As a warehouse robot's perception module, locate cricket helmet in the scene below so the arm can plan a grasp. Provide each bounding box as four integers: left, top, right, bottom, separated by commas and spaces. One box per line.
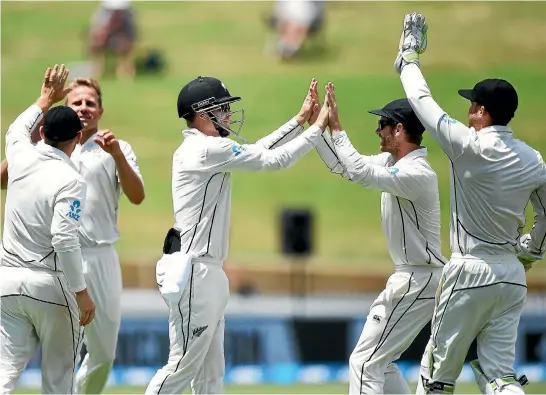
177, 76, 246, 141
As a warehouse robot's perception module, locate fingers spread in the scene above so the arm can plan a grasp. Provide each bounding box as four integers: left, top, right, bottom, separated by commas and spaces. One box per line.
58, 64, 66, 80
50, 64, 59, 82
44, 67, 51, 82
61, 67, 70, 85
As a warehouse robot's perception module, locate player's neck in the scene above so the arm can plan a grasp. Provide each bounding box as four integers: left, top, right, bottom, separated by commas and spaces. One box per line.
395, 144, 421, 162
80, 128, 99, 145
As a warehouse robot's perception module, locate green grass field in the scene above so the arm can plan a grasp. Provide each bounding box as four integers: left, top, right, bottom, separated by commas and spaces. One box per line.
2, 1, 546, 276
13, 382, 546, 394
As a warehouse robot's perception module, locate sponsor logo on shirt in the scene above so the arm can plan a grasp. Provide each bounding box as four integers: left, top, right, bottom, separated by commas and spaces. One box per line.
439, 114, 457, 124
67, 200, 82, 221
388, 167, 400, 175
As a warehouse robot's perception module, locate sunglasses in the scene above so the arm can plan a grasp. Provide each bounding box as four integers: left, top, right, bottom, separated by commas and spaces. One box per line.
378, 119, 395, 130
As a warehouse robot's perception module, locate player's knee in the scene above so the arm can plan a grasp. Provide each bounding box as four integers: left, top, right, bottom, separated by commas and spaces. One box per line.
89, 353, 115, 370
349, 353, 384, 384
348, 351, 365, 373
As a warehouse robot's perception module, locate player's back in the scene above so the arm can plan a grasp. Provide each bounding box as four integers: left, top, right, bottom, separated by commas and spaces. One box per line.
451, 127, 546, 256
2, 145, 83, 271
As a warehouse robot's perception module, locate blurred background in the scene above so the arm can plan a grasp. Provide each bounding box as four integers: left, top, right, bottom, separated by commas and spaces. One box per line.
2, 1, 546, 393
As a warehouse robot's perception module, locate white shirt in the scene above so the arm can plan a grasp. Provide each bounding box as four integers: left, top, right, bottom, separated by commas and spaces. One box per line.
70, 132, 143, 248
401, 64, 546, 259
171, 118, 323, 263
1, 105, 87, 292
316, 130, 446, 268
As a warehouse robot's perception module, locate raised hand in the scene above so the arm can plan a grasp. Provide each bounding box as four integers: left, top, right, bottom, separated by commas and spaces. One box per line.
94, 129, 123, 158
326, 82, 342, 133
308, 80, 321, 126
39, 64, 71, 107
296, 78, 318, 126
394, 12, 428, 74
314, 84, 330, 130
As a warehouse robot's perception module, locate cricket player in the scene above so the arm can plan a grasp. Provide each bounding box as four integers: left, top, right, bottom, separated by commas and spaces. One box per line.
145, 77, 330, 394
0, 64, 95, 394
1, 77, 145, 394
395, 12, 545, 395
66, 77, 145, 394
312, 83, 447, 394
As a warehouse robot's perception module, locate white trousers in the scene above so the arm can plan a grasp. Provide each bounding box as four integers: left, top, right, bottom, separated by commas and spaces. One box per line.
349, 266, 443, 395
418, 254, 527, 394
145, 258, 230, 395
75, 245, 122, 394
0, 266, 82, 394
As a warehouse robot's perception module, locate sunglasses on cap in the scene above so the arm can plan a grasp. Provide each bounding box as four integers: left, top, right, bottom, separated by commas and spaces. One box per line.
378, 118, 395, 130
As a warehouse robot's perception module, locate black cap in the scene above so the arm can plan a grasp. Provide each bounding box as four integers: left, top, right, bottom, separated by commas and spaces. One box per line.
43, 106, 83, 142
177, 76, 241, 119
458, 78, 518, 122
368, 98, 425, 134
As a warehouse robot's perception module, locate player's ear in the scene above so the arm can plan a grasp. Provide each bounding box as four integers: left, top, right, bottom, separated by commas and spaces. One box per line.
39, 126, 45, 140
75, 131, 82, 145
395, 123, 403, 136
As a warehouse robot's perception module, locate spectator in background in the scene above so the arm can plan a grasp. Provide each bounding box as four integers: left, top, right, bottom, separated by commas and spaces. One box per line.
88, 0, 137, 80
268, 0, 325, 60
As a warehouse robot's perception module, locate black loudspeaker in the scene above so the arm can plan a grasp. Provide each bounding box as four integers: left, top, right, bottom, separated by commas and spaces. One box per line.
280, 208, 313, 257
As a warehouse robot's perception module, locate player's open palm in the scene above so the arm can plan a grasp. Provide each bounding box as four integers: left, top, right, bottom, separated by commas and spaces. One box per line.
94, 130, 123, 157
326, 83, 342, 133
308, 80, 321, 126
314, 86, 330, 130
40, 64, 71, 105
75, 288, 96, 326
297, 78, 318, 124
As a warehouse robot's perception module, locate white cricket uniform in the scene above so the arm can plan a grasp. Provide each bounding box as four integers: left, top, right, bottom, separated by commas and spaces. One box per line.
401, 63, 546, 394
316, 130, 447, 394
145, 118, 323, 395
0, 105, 87, 394
69, 132, 143, 394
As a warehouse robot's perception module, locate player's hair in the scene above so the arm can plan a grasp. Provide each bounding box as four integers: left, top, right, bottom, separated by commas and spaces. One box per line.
491, 117, 511, 127
407, 131, 423, 145
401, 124, 423, 145
184, 112, 197, 126
65, 78, 103, 107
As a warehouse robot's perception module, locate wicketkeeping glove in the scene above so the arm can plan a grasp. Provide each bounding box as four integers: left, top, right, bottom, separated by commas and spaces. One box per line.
516, 233, 543, 272
394, 12, 428, 74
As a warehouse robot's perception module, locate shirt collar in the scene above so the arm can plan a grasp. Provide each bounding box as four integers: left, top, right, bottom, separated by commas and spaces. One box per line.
36, 142, 78, 172
182, 128, 206, 138
398, 147, 428, 163
477, 125, 513, 135
80, 131, 100, 149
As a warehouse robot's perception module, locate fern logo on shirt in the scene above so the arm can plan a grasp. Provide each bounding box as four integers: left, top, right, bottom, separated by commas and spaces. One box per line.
232, 144, 245, 157
388, 167, 400, 175
67, 200, 82, 221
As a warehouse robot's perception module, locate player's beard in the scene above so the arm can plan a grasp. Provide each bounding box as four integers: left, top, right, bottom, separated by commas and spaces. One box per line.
380, 134, 395, 154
